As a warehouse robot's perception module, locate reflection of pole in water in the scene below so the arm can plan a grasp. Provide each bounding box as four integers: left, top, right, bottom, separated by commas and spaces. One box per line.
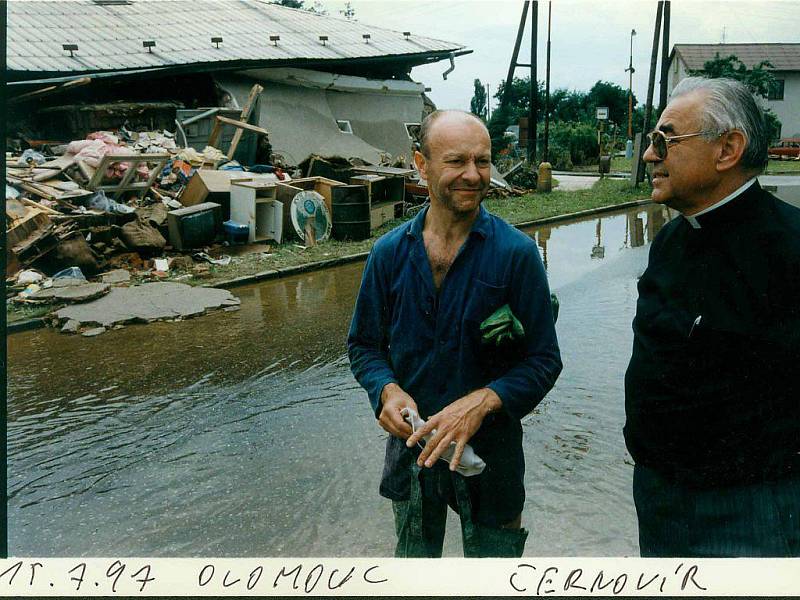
537, 227, 551, 271
628, 212, 645, 247
646, 205, 667, 242
591, 218, 605, 259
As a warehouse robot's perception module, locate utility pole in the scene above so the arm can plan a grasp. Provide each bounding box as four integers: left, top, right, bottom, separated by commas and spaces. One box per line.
529, 1, 539, 164
636, 0, 664, 184
486, 83, 492, 119
658, 1, 671, 114
543, 1, 552, 162
501, 1, 538, 165
502, 1, 530, 108
626, 28, 636, 140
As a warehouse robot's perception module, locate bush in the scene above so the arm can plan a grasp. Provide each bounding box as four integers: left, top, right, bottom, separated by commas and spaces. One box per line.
547, 144, 573, 170
546, 121, 598, 166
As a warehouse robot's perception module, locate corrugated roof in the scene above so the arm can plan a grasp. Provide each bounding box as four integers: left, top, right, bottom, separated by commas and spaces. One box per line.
7, 0, 466, 77
673, 43, 800, 72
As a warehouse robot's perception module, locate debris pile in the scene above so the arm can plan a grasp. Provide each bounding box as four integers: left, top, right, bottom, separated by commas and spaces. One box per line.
6, 84, 512, 334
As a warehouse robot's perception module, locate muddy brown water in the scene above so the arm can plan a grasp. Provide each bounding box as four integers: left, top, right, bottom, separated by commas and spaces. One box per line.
8, 203, 674, 556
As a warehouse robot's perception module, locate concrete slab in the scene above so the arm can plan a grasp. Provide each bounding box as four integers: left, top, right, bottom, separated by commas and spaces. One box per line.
55, 282, 240, 329
100, 269, 132, 284
29, 282, 110, 303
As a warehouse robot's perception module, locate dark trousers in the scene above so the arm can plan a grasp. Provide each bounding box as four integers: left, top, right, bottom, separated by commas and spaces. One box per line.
633, 464, 800, 557
391, 462, 528, 558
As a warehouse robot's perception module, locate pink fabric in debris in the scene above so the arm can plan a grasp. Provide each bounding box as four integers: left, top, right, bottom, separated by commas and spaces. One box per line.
67, 134, 150, 181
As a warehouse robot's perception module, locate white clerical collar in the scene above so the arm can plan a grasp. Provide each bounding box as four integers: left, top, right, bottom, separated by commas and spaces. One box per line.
683, 177, 758, 229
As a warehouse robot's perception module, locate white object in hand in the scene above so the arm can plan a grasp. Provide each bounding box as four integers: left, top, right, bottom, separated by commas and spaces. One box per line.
401, 407, 486, 477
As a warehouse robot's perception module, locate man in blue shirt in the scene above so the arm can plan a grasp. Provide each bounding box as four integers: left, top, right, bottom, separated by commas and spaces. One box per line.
347, 110, 562, 557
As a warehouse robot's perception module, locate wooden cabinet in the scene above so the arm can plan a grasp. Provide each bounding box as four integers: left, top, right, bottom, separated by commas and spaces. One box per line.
229, 181, 283, 244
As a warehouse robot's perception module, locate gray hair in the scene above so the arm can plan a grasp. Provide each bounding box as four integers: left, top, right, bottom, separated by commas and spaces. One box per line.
671, 76, 768, 171
417, 109, 487, 157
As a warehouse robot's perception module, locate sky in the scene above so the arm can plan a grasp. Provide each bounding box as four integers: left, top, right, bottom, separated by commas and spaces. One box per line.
321, 0, 800, 111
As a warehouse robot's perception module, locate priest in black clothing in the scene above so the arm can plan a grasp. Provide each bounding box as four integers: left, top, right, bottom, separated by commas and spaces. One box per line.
625, 76, 800, 557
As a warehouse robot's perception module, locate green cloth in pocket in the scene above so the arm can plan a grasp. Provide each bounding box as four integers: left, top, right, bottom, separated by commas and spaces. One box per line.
480, 304, 525, 346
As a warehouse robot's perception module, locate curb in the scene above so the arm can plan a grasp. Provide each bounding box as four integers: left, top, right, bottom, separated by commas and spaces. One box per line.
7, 317, 48, 333
552, 171, 629, 179
213, 198, 652, 289
209, 251, 371, 289
6, 199, 653, 333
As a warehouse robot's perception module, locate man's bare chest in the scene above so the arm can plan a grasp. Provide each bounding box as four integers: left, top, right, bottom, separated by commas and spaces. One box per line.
426, 241, 462, 290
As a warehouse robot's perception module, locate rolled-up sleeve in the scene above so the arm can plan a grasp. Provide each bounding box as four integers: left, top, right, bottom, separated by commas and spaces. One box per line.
487, 242, 562, 420
347, 244, 398, 417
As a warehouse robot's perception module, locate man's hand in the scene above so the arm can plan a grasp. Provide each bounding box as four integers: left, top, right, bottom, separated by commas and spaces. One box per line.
406, 388, 502, 471
378, 383, 418, 440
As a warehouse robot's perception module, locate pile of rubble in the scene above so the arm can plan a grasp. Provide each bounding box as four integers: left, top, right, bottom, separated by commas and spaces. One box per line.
6, 86, 516, 335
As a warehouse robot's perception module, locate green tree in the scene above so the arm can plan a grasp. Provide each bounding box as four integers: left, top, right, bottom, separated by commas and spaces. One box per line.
493, 76, 545, 121
549, 88, 591, 123
691, 53, 782, 141
470, 79, 488, 120
586, 81, 636, 127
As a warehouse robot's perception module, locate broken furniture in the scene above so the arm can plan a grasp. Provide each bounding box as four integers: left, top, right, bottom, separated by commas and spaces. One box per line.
350, 174, 405, 229
180, 169, 278, 219
86, 153, 170, 199
229, 180, 283, 244
167, 202, 222, 251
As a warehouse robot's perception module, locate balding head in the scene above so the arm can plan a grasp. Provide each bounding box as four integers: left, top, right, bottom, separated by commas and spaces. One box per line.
418, 110, 490, 158
414, 110, 492, 216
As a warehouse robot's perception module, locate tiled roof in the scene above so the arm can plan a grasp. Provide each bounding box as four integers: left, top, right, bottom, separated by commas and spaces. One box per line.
673, 43, 800, 72
7, 0, 465, 77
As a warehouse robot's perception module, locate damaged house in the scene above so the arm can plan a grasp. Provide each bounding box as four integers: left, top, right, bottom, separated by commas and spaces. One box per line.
7, 0, 470, 167
5, 0, 477, 332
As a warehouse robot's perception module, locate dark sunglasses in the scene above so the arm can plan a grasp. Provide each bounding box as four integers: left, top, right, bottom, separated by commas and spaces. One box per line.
646, 129, 721, 160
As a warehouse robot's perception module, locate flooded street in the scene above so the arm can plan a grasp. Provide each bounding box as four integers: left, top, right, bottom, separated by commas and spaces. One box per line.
8, 202, 673, 557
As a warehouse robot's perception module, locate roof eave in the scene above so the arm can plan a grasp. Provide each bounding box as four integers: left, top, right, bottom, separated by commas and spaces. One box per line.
7, 50, 472, 86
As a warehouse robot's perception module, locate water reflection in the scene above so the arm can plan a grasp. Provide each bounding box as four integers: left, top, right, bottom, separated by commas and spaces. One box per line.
8, 203, 675, 557
528, 203, 674, 290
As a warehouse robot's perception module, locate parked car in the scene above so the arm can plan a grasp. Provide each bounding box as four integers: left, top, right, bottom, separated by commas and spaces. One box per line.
768, 138, 800, 160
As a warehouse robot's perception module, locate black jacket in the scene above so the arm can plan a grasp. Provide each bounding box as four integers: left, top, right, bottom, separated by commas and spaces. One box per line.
624, 182, 800, 487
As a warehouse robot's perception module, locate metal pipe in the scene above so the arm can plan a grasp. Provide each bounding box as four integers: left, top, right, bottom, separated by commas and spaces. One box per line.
179, 107, 220, 126
441, 52, 456, 80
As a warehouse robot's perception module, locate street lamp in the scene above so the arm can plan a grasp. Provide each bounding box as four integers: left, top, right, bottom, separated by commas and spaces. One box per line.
626, 29, 636, 143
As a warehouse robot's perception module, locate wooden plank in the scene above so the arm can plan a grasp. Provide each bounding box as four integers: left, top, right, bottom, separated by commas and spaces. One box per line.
77, 159, 96, 183
215, 115, 270, 137
226, 83, 264, 160
207, 117, 224, 149
19, 197, 61, 215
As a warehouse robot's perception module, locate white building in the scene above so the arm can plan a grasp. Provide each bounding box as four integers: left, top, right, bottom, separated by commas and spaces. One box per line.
667, 43, 800, 138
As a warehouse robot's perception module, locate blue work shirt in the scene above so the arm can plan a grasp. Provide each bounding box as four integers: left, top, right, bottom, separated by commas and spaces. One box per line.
347, 204, 562, 519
